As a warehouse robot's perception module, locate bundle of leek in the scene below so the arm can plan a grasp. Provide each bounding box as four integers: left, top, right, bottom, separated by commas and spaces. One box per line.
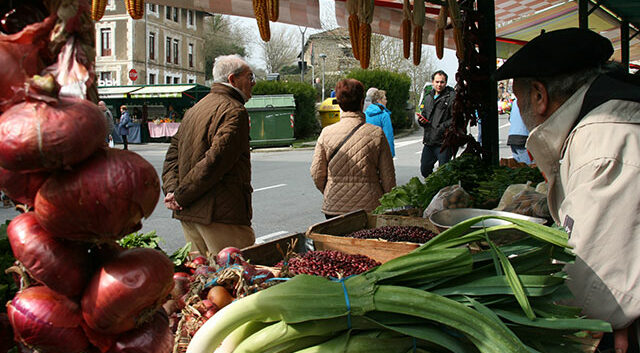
187, 216, 611, 353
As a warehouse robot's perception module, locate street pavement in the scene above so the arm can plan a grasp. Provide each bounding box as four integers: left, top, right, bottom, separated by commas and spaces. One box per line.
0, 114, 512, 255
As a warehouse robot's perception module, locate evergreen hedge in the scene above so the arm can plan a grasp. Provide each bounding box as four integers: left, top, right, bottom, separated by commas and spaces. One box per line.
252, 81, 320, 139
347, 69, 412, 129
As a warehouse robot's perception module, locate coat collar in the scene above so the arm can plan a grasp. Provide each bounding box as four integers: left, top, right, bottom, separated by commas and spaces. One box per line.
210, 83, 247, 103
340, 111, 366, 121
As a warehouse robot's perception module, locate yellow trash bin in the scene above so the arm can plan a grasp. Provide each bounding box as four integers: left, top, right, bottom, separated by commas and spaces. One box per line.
317, 98, 340, 128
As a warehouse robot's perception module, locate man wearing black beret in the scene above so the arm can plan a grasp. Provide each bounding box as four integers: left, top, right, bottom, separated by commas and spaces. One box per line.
495, 27, 640, 352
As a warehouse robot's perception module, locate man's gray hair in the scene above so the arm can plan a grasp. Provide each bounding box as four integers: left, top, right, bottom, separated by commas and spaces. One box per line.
212, 55, 250, 83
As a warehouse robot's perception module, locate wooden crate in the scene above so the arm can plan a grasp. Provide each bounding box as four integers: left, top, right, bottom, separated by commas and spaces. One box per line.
242, 233, 306, 266
305, 210, 439, 263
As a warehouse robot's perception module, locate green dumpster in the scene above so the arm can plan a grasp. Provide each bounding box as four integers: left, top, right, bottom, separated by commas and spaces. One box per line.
245, 94, 296, 148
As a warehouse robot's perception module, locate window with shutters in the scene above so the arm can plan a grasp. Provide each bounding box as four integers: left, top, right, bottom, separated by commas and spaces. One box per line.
100, 28, 112, 56
188, 43, 194, 68
173, 39, 179, 64
148, 32, 155, 61
166, 37, 172, 63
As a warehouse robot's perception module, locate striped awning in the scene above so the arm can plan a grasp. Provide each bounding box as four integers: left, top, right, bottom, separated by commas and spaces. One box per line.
98, 86, 141, 99
129, 85, 196, 99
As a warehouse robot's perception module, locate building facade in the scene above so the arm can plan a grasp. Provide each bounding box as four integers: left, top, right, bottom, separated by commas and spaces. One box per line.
95, 0, 207, 86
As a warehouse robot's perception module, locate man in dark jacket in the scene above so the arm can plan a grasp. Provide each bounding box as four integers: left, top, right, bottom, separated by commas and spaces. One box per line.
161, 54, 256, 256
418, 70, 456, 177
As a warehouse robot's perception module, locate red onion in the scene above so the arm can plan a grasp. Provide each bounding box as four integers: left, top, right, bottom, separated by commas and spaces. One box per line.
216, 247, 244, 267
108, 310, 173, 353
0, 166, 48, 207
7, 286, 89, 353
35, 148, 160, 241
81, 248, 174, 335
7, 212, 91, 298
0, 80, 107, 172
0, 14, 55, 112
171, 272, 191, 300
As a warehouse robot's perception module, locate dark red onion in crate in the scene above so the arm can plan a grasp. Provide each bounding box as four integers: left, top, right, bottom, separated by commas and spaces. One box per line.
108, 310, 173, 353
7, 212, 91, 298
0, 14, 55, 112
7, 286, 89, 353
35, 148, 160, 241
82, 248, 174, 335
0, 166, 48, 207
0, 80, 107, 172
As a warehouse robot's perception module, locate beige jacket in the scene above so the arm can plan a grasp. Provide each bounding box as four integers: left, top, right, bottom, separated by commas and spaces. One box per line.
526, 76, 640, 329
311, 111, 396, 215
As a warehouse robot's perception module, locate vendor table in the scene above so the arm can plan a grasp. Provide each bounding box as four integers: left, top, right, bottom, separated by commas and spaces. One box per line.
112, 123, 142, 144
148, 122, 180, 138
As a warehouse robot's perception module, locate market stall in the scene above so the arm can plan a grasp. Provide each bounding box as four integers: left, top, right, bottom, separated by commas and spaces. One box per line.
98, 84, 211, 143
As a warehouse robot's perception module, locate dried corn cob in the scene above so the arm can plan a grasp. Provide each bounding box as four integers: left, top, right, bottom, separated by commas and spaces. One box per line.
125, 0, 145, 20
267, 0, 279, 22
435, 4, 447, 60
349, 14, 360, 60
447, 0, 465, 60
412, 0, 426, 27
253, 0, 271, 42
401, 0, 411, 59
91, 0, 108, 21
359, 22, 371, 69
402, 19, 411, 59
413, 24, 422, 66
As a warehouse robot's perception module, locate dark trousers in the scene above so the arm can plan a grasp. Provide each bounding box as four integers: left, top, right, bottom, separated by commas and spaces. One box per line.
122, 135, 128, 150
420, 144, 454, 178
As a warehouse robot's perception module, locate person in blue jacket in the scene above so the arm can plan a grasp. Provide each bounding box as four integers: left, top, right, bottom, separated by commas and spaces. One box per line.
365, 89, 395, 157
506, 99, 532, 164
118, 105, 131, 150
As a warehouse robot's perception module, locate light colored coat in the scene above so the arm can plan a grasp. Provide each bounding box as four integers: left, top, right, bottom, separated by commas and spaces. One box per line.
527, 78, 640, 329
311, 111, 396, 215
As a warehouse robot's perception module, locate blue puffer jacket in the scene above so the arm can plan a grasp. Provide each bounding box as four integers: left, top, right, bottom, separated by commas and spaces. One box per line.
365, 103, 395, 157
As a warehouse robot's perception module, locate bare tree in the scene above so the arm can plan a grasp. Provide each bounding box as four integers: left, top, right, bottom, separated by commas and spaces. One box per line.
203, 15, 247, 80
256, 27, 299, 74
374, 36, 436, 110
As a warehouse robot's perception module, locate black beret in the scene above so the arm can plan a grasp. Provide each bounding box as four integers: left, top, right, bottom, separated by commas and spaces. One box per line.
494, 28, 613, 81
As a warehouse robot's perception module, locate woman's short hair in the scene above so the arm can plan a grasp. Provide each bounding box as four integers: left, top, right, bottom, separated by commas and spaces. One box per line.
371, 89, 386, 104
213, 55, 250, 83
335, 79, 365, 112
120, 105, 127, 111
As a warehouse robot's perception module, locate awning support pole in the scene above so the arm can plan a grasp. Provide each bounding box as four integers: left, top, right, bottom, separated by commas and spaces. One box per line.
578, 0, 588, 29
621, 21, 630, 70
478, 0, 499, 166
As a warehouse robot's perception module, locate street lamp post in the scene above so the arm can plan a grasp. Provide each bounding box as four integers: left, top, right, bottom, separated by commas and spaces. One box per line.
319, 53, 327, 101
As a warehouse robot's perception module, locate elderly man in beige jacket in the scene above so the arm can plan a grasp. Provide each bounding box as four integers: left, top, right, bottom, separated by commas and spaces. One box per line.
495, 28, 640, 353
311, 78, 396, 218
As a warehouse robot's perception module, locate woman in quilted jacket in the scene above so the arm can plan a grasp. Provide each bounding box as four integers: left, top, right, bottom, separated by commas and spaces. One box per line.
311, 79, 396, 219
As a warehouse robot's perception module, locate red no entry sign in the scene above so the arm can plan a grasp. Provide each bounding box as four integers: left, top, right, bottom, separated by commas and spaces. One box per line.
129, 69, 138, 82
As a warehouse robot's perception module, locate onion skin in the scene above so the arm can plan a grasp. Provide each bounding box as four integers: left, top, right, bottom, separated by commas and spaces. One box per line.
0, 166, 48, 206
7, 286, 89, 353
0, 14, 55, 112
215, 247, 244, 267
35, 148, 160, 241
82, 248, 174, 335
108, 310, 173, 353
7, 212, 91, 298
0, 96, 107, 171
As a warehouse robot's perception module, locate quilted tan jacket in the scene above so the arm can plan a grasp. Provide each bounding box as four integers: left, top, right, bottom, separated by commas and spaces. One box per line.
311, 111, 396, 215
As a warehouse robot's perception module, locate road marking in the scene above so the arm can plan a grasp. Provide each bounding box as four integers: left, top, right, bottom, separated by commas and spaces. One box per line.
500, 122, 511, 129
254, 183, 286, 192
256, 230, 290, 244
395, 138, 422, 148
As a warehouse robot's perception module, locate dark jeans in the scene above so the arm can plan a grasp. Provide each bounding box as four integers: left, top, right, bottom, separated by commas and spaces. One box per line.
122, 135, 128, 150
420, 144, 454, 178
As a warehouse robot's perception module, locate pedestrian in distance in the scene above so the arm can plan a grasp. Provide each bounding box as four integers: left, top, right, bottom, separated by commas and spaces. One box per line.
418, 70, 456, 178
362, 86, 378, 112
506, 98, 532, 164
162, 54, 257, 257
117, 105, 131, 150
494, 27, 640, 353
311, 78, 396, 219
365, 89, 395, 157
98, 100, 114, 146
